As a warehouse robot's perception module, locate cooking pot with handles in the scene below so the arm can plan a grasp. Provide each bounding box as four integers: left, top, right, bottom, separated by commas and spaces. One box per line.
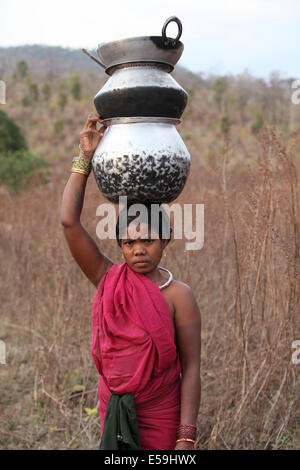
86, 17, 188, 119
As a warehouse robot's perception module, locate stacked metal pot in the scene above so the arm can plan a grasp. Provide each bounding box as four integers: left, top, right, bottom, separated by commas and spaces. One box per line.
88, 17, 190, 204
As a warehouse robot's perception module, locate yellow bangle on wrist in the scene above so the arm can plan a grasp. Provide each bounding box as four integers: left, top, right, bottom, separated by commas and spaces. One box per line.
176, 438, 195, 444
71, 156, 92, 176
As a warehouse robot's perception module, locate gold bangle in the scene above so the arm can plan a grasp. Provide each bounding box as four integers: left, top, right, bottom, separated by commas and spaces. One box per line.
72, 156, 92, 176
71, 168, 89, 176
176, 438, 195, 444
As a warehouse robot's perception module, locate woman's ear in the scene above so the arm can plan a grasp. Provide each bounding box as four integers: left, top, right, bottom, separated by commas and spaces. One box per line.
162, 239, 168, 250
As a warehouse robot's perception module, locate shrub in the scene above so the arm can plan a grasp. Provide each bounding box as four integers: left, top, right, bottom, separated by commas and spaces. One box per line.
251, 113, 264, 135
53, 120, 65, 138
14, 60, 29, 80
58, 92, 68, 111
221, 115, 231, 135
0, 110, 27, 153
42, 83, 51, 101
0, 149, 50, 194
70, 75, 82, 101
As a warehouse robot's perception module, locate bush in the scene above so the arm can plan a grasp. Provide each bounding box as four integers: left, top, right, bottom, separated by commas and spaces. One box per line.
58, 92, 68, 111
0, 149, 50, 194
221, 115, 231, 135
251, 113, 264, 135
0, 110, 27, 153
14, 61, 29, 80
42, 83, 51, 101
70, 75, 82, 101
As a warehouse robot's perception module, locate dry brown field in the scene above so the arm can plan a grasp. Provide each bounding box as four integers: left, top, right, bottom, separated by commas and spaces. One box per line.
0, 64, 299, 449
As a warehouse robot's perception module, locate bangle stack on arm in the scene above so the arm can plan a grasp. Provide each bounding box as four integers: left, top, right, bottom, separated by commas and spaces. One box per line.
71, 156, 92, 176
71, 144, 94, 177
175, 424, 197, 448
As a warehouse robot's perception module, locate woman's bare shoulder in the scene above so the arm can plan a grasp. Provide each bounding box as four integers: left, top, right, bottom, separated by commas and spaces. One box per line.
169, 279, 194, 297
168, 279, 200, 321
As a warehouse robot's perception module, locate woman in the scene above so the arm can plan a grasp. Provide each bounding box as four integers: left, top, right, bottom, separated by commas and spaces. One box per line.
60, 114, 201, 450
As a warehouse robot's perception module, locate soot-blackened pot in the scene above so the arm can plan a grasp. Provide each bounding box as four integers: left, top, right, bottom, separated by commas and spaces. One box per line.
92, 117, 190, 204
90, 17, 188, 120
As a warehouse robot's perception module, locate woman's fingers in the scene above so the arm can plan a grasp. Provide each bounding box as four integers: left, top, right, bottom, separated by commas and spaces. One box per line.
80, 128, 104, 138
83, 114, 103, 130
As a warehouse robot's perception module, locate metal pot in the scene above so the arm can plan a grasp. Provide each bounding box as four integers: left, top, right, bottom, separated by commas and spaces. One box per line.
94, 63, 188, 119
92, 117, 190, 203
85, 17, 188, 120
96, 17, 184, 74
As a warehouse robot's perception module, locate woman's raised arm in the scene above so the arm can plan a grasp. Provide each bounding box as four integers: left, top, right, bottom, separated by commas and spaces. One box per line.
60, 115, 114, 288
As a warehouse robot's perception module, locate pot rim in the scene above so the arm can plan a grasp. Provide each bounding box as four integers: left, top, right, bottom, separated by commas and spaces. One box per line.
101, 116, 181, 126
97, 35, 184, 75
98, 35, 183, 50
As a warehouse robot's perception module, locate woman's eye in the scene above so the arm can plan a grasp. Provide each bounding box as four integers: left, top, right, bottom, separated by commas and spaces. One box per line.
144, 239, 153, 243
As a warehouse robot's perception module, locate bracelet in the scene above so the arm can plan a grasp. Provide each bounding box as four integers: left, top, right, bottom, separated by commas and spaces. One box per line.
71, 156, 92, 176
176, 438, 195, 444
176, 424, 197, 441
79, 143, 93, 159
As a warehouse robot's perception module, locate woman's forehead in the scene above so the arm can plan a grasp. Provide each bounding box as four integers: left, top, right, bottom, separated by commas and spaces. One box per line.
123, 222, 159, 240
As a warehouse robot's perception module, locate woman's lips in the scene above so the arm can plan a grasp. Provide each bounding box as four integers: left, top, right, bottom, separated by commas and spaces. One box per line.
133, 261, 149, 266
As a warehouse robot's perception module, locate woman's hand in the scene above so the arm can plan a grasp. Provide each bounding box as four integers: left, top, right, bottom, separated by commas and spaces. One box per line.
79, 114, 105, 159
174, 441, 195, 451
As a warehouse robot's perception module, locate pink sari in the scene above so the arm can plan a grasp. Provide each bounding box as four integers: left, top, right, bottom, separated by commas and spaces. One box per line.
91, 262, 182, 450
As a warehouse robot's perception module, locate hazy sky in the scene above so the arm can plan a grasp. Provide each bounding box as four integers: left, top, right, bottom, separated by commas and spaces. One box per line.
1, 0, 299, 78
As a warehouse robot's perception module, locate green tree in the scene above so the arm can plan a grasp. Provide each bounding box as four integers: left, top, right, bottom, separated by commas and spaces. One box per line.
213, 76, 228, 111
28, 82, 39, 102
70, 74, 82, 100
15, 60, 29, 80
0, 110, 50, 194
58, 92, 68, 111
0, 149, 50, 194
220, 115, 231, 135
42, 83, 51, 101
21, 82, 39, 106
53, 120, 64, 138
251, 113, 264, 135
0, 110, 27, 154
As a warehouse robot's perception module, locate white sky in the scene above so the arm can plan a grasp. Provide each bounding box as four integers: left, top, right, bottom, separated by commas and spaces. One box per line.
0, 0, 300, 77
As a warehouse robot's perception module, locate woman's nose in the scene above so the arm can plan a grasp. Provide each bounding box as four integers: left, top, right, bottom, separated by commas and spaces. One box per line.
133, 242, 146, 255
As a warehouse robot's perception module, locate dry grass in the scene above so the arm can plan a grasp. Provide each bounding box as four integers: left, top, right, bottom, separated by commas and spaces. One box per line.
0, 113, 299, 449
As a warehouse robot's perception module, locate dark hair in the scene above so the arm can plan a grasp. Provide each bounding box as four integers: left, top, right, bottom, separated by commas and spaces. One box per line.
115, 201, 172, 247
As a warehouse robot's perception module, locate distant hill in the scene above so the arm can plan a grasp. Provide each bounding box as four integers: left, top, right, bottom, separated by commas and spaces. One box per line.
0, 44, 202, 89
0, 45, 103, 78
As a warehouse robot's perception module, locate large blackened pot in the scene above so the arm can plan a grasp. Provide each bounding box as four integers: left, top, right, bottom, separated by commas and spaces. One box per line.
92, 17, 188, 119
92, 117, 190, 204
94, 64, 188, 119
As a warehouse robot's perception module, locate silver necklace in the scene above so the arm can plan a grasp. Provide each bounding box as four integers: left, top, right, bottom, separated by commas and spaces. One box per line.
157, 266, 173, 290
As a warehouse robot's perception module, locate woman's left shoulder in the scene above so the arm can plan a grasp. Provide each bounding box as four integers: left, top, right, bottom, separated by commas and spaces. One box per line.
169, 279, 195, 299
169, 280, 200, 323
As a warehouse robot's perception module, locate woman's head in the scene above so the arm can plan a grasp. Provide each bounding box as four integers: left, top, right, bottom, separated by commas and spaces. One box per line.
116, 202, 172, 272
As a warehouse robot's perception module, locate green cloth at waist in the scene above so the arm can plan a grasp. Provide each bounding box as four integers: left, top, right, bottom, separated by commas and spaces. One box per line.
99, 392, 141, 450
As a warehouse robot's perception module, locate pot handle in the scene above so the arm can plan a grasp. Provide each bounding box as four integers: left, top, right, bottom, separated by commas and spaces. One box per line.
162, 16, 183, 47
82, 48, 106, 69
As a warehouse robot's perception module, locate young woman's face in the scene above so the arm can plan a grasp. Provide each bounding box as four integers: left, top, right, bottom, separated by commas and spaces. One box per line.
121, 222, 167, 273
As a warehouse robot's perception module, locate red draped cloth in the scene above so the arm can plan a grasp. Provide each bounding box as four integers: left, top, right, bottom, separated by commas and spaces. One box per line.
91, 262, 182, 450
